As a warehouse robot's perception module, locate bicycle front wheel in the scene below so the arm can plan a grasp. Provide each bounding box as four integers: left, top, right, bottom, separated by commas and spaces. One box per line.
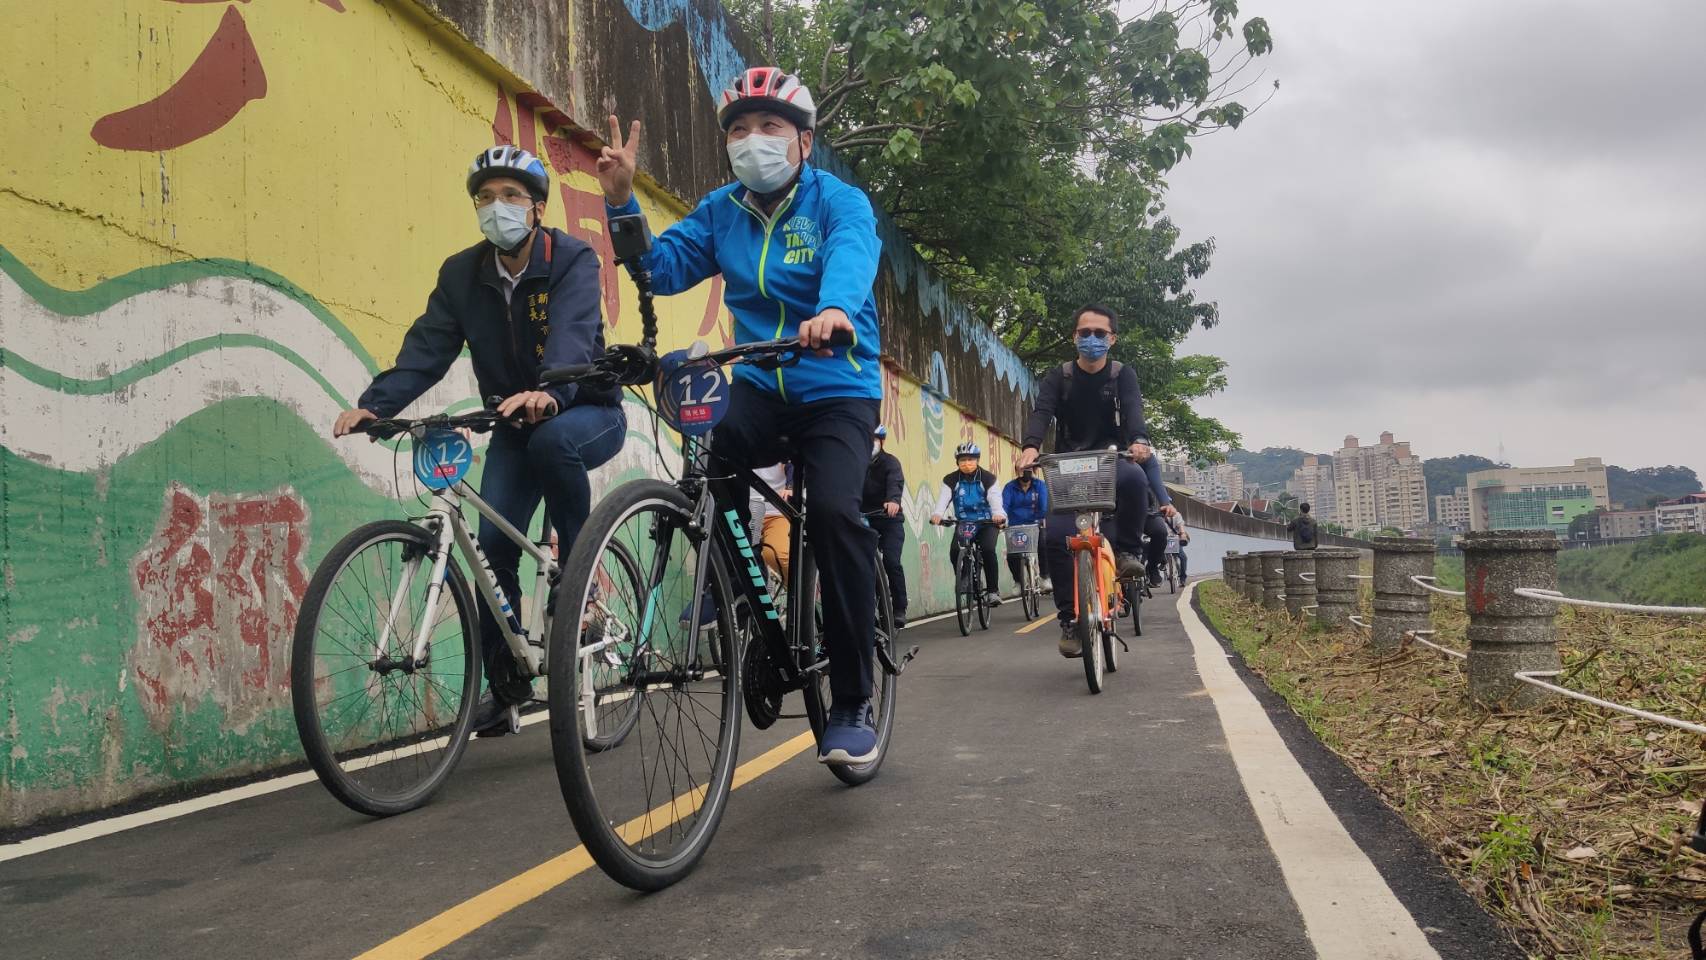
954, 552, 974, 636
548, 480, 741, 892
1077, 549, 1104, 694
291, 520, 480, 816
1020, 562, 1040, 620
975, 559, 991, 631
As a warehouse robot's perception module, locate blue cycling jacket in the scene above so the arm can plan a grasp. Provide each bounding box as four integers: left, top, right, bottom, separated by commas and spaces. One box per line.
1002, 478, 1049, 526
605, 165, 882, 404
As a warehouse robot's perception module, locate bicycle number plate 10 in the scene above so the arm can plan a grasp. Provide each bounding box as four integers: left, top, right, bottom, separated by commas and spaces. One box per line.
413, 428, 473, 490
664, 361, 731, 437
1054, 455, 1102, 475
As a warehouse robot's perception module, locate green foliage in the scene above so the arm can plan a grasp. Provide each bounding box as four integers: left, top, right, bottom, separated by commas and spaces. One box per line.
722, 0, 1275, 461
1471, 812, 1537, 878
1422, 453, 1500, 502
1433, 555, 1465, 592
1226, 446, 1319, 492
1557, 533, 1706, 607
1605, 464, 1701, 509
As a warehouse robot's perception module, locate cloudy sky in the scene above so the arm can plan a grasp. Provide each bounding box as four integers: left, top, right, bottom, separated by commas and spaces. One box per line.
1164, 0, 1706, 475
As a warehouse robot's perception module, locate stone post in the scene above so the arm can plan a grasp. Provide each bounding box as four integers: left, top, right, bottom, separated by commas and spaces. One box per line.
1371, 537, 1434, 652
1246, 553, 1271, 604
1259, 551, 1286, 611
1224, 552, 1242, 592
1463, 531, 1562, 708
1282, 551, 1318, 619
1312, 548, 1361, 627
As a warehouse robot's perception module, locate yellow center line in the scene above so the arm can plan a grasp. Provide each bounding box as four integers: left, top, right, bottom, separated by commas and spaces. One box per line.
1016, 614, 1055, 635
353, 730, 817, 960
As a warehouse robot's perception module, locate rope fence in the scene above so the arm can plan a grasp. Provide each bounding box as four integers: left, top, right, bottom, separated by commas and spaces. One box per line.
1512, 588, 1705, 618
1410, 574, 1466, 598
1402, 627, 1466, 661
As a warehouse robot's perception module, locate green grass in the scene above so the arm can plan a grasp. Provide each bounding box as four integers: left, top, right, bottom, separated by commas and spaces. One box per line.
1558, 533, 1706, 607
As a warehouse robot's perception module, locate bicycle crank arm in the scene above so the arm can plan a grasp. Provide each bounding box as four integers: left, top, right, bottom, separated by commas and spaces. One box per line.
879, 643, 921, 676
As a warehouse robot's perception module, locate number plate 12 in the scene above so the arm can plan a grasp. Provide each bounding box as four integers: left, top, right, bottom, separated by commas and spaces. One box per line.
413, 428, 473, 490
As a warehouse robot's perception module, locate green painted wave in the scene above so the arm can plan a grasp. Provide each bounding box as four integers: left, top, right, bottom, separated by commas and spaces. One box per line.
3, 333, 353, 405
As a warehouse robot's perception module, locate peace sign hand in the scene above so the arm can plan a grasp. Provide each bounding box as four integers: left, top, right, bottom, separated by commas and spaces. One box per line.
597, 115, 643, 206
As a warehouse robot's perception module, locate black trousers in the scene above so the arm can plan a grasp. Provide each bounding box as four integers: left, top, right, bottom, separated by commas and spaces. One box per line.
710, 382, 880, 702
949, 524, 1001, 594
869, 516, 909, 616
1043, 458, 1151, 622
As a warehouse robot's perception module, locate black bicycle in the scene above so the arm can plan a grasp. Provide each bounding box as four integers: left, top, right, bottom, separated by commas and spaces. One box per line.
936, 517, 1001, 636
541, 215, 916, 892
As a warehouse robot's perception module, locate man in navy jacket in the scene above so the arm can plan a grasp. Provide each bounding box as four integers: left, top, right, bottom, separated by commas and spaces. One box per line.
333, 145, 626, 735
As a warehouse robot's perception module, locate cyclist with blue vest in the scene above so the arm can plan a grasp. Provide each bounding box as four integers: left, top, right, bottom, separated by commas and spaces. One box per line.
333, 145, 627, 737
597, 68, 886, 766
931, 443, 1007, 607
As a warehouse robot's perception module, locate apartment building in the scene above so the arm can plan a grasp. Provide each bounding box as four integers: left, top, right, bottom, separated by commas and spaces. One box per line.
1434, 486, 1470, 530
1466, 457, 1611, 535
1597, 509, 1657, 540
1285, 455, 1337, 521
1332, 432, 1428, 532
1656, 493, 1706, 534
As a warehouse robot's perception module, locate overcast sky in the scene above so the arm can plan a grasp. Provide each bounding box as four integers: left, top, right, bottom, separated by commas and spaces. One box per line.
1164, 0, 1706, 475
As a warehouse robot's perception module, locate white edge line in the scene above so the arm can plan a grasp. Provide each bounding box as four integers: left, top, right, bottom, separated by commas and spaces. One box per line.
1178, 581, 1442, 960
0, 711, 553, 864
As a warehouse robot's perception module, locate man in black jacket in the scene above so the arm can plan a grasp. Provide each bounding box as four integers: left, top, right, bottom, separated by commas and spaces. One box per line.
862, 425, 909, 627
1016, 305, 1168, 657
332, 145, 627, 735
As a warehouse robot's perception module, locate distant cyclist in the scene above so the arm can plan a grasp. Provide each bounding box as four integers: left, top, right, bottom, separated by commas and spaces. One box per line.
598, 67, 887, 765
1164, 512, 1190, 579
930, 442, 1006, 607
332, 145, 627, 736
1001, 462, 1050, 591
1017, 304, 1171, 656
863, 426, 909, 628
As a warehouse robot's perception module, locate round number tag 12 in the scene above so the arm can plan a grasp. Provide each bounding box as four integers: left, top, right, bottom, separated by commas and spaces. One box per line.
413, 427, 473, 490
666, 361, 731, 436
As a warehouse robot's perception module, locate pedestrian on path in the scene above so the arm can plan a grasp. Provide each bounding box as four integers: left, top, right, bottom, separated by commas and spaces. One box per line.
1287, 502, 1319, 551
863, 426, 909, 628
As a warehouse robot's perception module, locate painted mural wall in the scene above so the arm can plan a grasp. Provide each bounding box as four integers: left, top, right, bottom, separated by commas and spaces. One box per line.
0, 0, 1024, 826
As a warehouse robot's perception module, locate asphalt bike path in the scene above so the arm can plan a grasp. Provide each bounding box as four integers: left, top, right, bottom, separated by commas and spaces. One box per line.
1, 580, 1516, 960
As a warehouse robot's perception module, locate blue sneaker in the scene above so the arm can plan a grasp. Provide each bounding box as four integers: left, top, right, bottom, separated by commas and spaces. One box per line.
677, 591, 718, 631
818, 698, 879, 765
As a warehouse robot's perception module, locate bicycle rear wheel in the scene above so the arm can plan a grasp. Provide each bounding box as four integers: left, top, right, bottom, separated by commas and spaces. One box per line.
975, 559, 991, 630
803, 550, 899, 786
548, 480, 740, 892
292, 520, 480, 816
1077, 549, 1104, 694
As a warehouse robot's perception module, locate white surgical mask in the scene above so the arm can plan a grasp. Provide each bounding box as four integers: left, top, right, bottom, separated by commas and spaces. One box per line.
728, 134, 799, 195
478, 200, 533, 252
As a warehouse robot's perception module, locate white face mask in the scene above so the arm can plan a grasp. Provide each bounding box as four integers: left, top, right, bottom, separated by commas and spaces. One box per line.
478, 200, 533, 252
728, 133, 799, 195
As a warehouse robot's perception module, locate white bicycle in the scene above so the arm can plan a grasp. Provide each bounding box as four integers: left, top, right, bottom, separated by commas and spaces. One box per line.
290, 406, 644, 816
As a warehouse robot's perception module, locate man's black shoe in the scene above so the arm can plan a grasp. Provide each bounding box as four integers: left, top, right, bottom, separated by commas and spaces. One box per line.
471, 693, 520, 738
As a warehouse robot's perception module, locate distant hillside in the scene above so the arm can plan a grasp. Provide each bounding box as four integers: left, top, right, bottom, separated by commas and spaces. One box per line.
1226, 447, 1322, 493
1606, 465, 1701, 509
1421, 456, 1699, 509
1557, 533, 1706, 607
1423, 454, 1501, 502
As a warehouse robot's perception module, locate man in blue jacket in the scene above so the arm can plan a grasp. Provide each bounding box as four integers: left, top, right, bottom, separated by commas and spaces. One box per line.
333, 145, 626, 736
1001, 464, 1049, 590
598, 68, 886, 765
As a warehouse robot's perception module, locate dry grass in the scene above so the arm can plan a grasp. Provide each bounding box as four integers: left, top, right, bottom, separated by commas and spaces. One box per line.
1197, 579, 1706, 959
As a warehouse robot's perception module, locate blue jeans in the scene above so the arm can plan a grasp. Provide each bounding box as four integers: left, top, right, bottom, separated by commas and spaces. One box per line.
475, 403, 627, 704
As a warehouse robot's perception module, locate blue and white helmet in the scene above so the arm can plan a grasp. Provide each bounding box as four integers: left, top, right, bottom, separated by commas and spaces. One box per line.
954, 442, 980, 459
467, 145, 550, 202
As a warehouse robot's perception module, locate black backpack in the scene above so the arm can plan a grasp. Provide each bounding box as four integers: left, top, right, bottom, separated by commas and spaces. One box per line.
1296, 515, 1316, 544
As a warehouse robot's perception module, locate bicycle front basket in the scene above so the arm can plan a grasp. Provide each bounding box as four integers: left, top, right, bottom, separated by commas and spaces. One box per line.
1040, 451, 1118, 513
1005, 523, 1040, 555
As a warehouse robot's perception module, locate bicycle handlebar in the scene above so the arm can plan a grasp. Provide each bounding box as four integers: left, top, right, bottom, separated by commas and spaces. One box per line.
933, 517, 1005, 527
358, 407, 510, 441
538, 330, 856, 390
